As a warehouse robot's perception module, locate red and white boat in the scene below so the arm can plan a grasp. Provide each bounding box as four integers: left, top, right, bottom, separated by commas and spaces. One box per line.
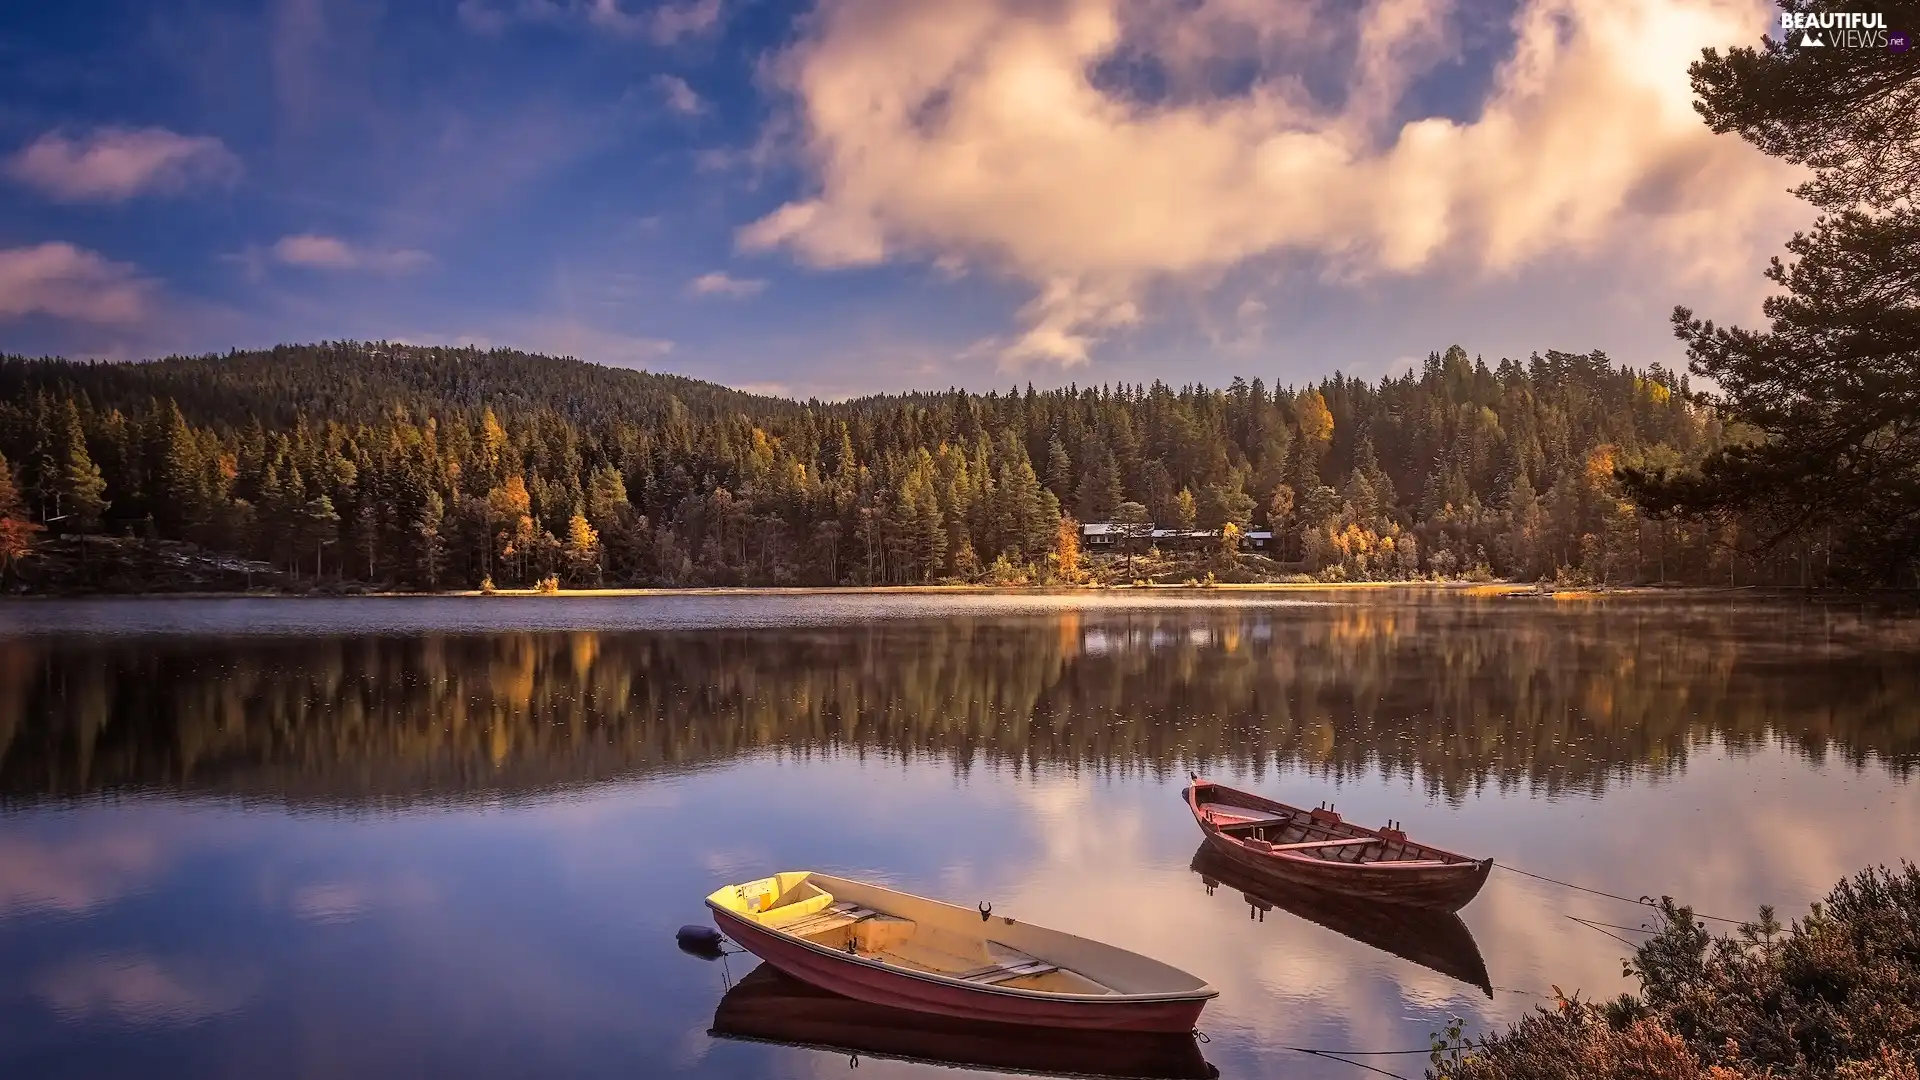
1185, 779, 1493, 912
705, 872, 1217, 1033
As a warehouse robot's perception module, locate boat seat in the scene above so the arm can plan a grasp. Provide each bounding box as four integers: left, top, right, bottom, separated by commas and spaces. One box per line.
957, 944, 1059, 985
780, 902, 879, 939
1213, 811, 1292, 833
969, 959, 1060, 985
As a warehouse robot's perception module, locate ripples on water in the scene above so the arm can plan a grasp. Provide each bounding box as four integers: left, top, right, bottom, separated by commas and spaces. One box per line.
1, 592, 1916, 1079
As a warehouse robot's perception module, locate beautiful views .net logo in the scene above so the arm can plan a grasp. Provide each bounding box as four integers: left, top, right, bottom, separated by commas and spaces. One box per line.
1780, 10, 1908, 50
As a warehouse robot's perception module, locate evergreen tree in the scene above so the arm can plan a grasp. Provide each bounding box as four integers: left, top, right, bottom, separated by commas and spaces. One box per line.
1623, 3, 1920, 586
1073, 434, 1122, 522
301, 495, 340, 578
56, 401, 109, 533
1112, 500, 1151, 578
1044, 435, 1074, 504
415, 491, 445, 589
1199, 473, 1255, 532
1505, 470, 1543, 580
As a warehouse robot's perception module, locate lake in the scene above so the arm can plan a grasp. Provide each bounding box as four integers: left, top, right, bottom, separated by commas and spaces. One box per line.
2, 592, 1917, 1080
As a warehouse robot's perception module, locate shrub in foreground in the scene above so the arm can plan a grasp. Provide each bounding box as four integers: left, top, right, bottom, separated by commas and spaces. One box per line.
1434, 864, 1920, 1080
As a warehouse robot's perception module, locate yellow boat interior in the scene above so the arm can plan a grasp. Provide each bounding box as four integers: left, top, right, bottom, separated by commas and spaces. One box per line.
707, 873, 1117, 996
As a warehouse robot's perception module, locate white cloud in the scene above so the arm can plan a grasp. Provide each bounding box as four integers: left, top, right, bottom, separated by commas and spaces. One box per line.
0, 243, 153, 325
459, 0, 723, 44
5, 127, 241, 203
741, 0, 1800, 367
657, 74, 705, 115
688, 270, 766, 297
271, 234, 432, 273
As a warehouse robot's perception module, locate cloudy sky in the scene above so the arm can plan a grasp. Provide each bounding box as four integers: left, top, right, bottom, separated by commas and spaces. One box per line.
1, 0, 1806, 396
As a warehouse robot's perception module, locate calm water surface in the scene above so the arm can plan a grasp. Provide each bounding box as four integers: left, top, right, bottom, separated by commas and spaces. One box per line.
2, 592, 1918, 1080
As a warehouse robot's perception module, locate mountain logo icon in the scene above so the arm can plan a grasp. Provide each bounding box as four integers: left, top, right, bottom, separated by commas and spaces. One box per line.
1801, 30, 1826, 46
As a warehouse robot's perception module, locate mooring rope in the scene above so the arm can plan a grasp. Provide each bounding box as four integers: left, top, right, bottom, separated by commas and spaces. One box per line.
1286, 1045, 1447, 1056
1280, 1047, 1419, 1080
1493, 862, 1746, 924
1564, 914, 1642, 948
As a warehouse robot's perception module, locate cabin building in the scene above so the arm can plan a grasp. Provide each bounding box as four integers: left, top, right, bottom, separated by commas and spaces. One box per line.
1080, 522, 1275, 553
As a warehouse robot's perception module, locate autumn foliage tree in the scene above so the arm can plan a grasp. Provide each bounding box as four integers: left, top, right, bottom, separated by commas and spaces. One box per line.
564, 510, 601, 585
0, 448, 41, 577
1052, 515, 1083, 584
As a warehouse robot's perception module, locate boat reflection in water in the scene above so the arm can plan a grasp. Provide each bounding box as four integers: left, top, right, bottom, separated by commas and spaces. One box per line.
710, 964, 1220, 1079
1190, 844, 1493, 998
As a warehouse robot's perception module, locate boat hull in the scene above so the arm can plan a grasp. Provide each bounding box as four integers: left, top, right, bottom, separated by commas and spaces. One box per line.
1186, 781, 1492, 912
712, 907, 1210, 1033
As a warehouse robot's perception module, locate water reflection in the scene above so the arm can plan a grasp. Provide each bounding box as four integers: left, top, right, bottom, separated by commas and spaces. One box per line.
709, 964, 1218, 1079
1189, 844, 1493, 997
0, 597, 1917, 1080
3, 601, 1918, 806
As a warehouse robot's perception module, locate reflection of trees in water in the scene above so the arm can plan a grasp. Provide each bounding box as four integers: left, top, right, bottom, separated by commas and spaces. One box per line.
1, 604, 1916, 806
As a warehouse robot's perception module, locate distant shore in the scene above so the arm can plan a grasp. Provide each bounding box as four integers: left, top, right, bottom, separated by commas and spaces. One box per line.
1, 581, 1821, 602
10, 535, 1879, 602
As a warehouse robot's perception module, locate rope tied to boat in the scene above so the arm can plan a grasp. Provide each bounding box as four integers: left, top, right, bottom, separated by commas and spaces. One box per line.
1280, 1046, 1421, 1080
1493, 862, 1745, 924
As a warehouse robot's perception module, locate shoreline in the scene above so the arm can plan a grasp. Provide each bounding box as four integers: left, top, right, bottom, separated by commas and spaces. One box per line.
0, 582, 1851, 602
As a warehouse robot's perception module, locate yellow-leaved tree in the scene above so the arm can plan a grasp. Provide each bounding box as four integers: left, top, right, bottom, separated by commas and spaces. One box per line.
1053, 516, 1083, 584
1297, 390, 1334, 445
565, 510, 601, 585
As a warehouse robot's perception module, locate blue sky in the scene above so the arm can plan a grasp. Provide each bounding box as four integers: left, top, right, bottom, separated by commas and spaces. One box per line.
0, 0, 1800, 397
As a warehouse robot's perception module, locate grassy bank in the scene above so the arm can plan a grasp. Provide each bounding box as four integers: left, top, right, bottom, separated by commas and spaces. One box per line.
1431, 865, 1920, 1080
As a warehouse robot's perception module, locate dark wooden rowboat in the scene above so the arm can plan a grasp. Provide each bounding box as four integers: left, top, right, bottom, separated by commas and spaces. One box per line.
711, 964, 1219, 1079
1183, 779, 1492, 912
707, 871, 1217, 1032
1189, 843, 1492, 996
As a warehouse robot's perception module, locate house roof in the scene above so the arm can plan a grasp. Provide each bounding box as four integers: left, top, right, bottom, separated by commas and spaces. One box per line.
1081, 522, 1274, 541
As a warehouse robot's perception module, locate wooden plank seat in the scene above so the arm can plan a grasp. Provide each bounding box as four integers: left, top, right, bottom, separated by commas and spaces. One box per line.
1267, 837, 1381, 853
1213, 810, 1290, 826
973, 960, 1060, 986
958, 945, 1059, 985
783, 901, 879, 939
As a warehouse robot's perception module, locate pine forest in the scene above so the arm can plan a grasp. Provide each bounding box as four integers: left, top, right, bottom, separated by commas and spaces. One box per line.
0, 341, 1829, 591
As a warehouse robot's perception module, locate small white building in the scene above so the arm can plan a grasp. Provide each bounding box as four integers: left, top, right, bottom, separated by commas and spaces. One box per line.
1081, 522, 1274, 552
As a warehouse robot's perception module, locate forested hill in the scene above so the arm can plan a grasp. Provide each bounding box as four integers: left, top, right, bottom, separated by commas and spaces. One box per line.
0, 342, 793, 432
0, 340, 1793, 591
